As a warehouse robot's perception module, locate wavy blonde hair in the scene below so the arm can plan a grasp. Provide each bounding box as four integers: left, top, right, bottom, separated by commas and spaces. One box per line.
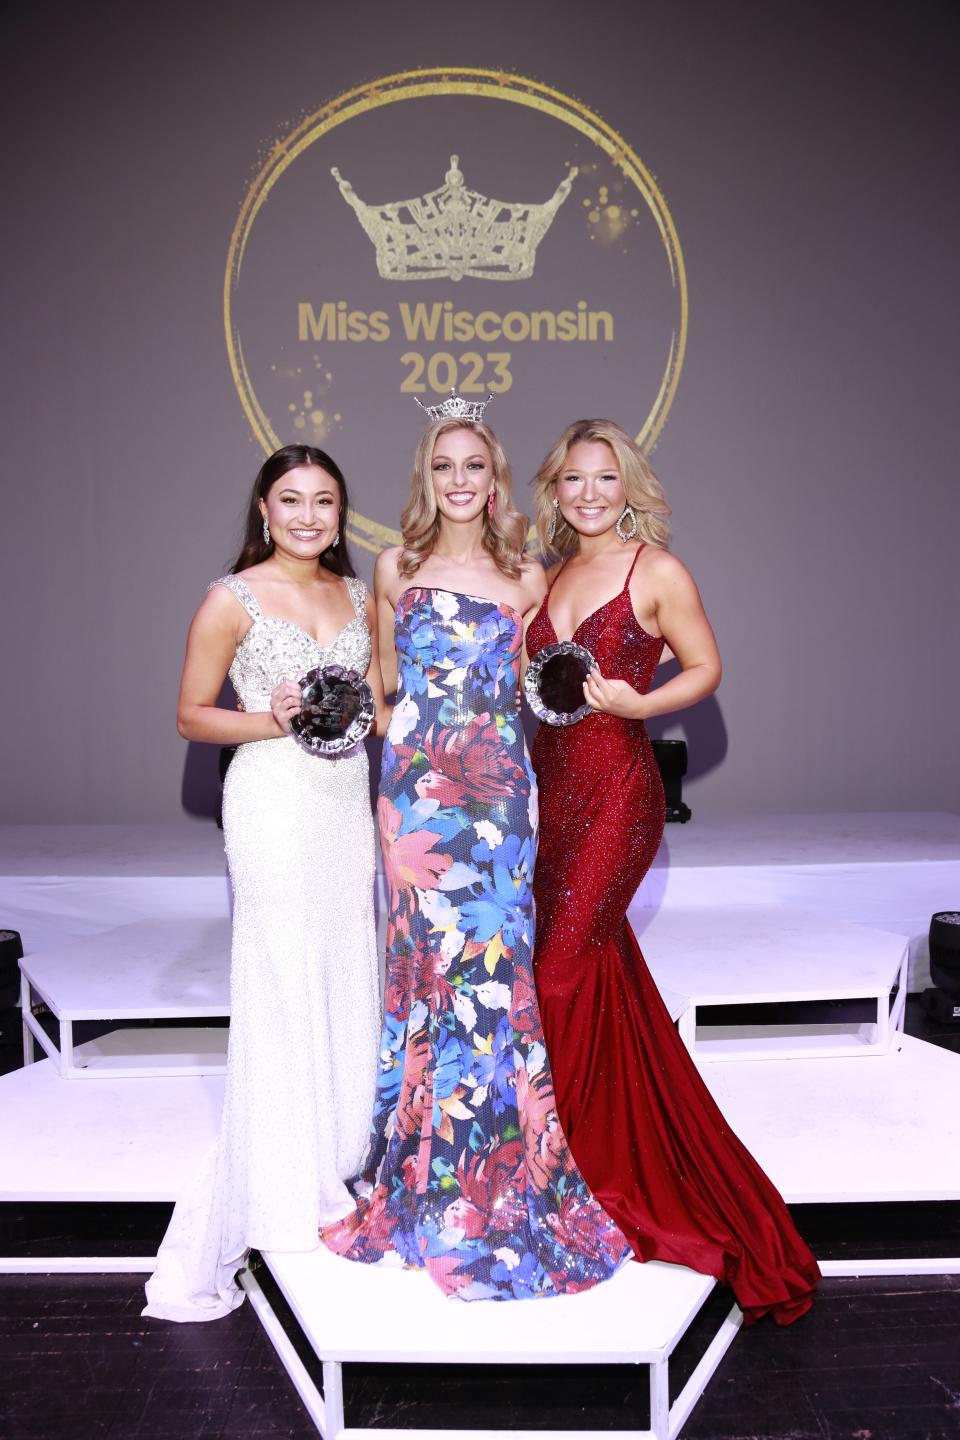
532, 418, 672, 558
398, 418, 529, 579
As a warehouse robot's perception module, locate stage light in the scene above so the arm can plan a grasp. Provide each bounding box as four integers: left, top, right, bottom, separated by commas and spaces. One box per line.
652, 739, 691, 823
0, 929, 24, 1010
922, 911, 960, 1023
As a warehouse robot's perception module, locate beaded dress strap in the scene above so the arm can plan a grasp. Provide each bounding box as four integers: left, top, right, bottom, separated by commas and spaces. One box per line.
345, 576, 367, 620
209, 574, 263, 623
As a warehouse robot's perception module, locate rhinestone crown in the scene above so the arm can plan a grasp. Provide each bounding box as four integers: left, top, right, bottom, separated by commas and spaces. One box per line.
331, 155, 578, 283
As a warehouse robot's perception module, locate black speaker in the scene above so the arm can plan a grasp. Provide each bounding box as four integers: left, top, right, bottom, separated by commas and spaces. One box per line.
0, 929, 24, 1010
652, 739, 691, 823
929, 911, 960, 1001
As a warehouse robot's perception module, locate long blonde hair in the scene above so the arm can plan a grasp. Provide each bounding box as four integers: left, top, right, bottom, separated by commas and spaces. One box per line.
398, 418, 529, 579
532, 418, 672, 558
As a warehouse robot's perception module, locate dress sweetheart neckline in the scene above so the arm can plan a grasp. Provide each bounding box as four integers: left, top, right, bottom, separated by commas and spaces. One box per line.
397, 585, 524, 626
239, 611, 367, 654
225, 574, 367, 653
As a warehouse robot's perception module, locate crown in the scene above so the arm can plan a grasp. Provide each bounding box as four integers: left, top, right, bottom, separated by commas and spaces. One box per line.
330, 155, 578, 282
414, 389, 492, 423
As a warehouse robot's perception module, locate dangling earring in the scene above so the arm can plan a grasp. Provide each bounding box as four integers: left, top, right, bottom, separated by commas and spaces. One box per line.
547, 496, 559, 544
262, 517, 271, 545
616, 504, 638, 543
332, 531, 340, 548
487, 489, 496, 518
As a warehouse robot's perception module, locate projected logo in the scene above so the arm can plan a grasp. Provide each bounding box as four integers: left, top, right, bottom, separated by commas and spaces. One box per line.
225, 69, 687, 553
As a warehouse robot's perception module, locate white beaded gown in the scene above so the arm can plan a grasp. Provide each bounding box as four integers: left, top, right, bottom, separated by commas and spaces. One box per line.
143, 573, 380, 1322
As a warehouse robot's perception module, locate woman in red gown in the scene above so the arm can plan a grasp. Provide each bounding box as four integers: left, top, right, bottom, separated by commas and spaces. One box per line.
526, 418, 820, 1324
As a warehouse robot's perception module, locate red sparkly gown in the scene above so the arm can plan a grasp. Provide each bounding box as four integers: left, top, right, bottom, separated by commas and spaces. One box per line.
527, 547, 820, 1325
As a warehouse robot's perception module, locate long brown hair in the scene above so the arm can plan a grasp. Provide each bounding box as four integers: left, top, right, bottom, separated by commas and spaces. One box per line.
398, 419, 528, 580
230, 445, 356, 577
532, 419, 671, 558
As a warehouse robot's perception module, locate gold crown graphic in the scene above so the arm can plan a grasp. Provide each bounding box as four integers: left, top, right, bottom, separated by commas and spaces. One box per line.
330, 155, 578, 282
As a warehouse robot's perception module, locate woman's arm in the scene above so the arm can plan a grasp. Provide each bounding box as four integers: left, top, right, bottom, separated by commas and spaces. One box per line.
373, 547, 401, 698
364, 590, 393, 736
583, 551, 721, 720
519, 559, 549, 687
176, 587, 285, 743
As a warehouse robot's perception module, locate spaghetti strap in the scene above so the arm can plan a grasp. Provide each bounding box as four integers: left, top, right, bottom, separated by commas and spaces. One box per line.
546, 561, 568, 595
623, 544, 646, 589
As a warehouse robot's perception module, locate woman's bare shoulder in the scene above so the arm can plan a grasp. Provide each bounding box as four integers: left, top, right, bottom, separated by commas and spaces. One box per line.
518, 554, 548, 604
191, 578, 249, 641
374, 545, 405, 603
375, 545, 402, 572
640, 544, 691, 579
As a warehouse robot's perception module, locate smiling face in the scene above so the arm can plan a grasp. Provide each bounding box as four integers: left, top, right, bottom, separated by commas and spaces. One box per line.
555, 439, 627, 540
259, 463, 341, 558
430, 427, 494, 526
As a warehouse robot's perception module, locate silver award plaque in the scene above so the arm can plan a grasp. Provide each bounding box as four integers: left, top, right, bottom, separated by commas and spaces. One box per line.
290, 665, 375, 756
523, 641, 596, 726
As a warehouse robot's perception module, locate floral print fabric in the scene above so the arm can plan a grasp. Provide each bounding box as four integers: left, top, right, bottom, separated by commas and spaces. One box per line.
322, 587, 630, 1300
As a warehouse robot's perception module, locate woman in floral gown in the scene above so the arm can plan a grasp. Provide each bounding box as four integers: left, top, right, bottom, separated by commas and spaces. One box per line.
322, 414, 631, 1300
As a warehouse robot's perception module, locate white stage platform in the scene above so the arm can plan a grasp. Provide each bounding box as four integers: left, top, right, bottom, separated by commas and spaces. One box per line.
4, 1033, 959, 1211
249, 1244, 740, 1440
1, 814, 958, 1437
0, 1056, 222, 1202
635, 811, 960, 992
702, 1033, 960, 1204
2, 811, 958, 1209
636, 905, 907, 1060
2, 1036, 958, 1436
2, 812, 955, 988
19, 918, 230, 1076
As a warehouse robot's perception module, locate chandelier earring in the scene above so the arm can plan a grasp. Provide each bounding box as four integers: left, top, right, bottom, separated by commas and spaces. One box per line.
547, 496, 559, 544
616, 504, 638, 543
262, 517, 271, 545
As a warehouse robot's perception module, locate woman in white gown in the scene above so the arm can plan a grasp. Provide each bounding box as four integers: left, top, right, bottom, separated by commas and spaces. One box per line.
144, 444, 384, 1322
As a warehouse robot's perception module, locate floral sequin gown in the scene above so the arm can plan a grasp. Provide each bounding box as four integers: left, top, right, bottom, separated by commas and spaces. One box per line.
527, 547, 821, 1325
322, 587, 630, 1300
144, 573, 380, 1322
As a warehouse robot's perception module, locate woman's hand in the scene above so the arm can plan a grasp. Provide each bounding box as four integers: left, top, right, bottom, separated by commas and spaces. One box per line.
270, 678, 302, 734
583, 667, 645, 719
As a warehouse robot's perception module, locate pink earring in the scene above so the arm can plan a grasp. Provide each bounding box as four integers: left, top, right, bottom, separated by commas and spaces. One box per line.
487, 490, 496, 518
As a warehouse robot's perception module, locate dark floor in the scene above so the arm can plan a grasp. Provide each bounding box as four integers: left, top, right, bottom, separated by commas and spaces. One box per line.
1, 997, 959, 1438
1, 1271, 959, 1439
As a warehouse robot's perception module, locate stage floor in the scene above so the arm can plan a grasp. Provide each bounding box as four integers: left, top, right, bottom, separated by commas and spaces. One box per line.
3, 811, 955, 988
1, 810, 958, 1208
2, 813, 958, 1437
2, 810, 957, 876
3, 1031, 958, 1209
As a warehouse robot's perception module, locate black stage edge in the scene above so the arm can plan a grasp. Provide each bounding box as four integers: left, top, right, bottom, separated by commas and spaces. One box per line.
4, 1200, 958, 1264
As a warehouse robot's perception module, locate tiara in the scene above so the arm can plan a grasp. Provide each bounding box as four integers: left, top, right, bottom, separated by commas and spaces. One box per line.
414, 389, 492, 423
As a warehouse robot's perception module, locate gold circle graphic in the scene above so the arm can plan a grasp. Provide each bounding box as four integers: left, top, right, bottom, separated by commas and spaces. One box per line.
225, 68, 688, 554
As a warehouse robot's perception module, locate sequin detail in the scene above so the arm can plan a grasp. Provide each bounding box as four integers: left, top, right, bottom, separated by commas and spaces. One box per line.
321, 586, 631, 1301
527, 557, 820, 1326
143, 572, 380, 1323
217, 572, 372, 717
